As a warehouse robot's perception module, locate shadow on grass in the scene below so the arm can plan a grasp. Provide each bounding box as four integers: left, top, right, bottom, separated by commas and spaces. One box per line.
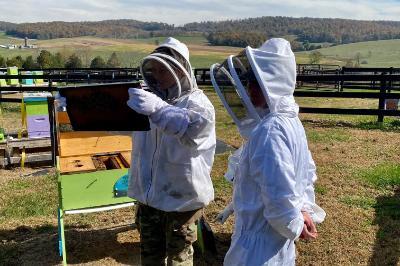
369, 187, 400, 266
0, 223, 231, 265
0, 223, 140, 265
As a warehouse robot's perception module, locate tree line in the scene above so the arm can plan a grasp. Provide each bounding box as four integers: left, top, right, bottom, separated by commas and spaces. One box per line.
0, 50, 122, 69
1, 20, 173, 39
2, 17, 400, 49
185, 17, 400, 46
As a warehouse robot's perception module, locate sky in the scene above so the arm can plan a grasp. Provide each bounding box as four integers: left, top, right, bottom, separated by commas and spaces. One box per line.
0, 0, 400, 25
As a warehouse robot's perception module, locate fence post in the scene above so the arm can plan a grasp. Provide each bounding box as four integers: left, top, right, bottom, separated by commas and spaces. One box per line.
388, 67, 393, 93
47, 96, 57, 167
339, 67, 344, 92
378, 74, 387, 123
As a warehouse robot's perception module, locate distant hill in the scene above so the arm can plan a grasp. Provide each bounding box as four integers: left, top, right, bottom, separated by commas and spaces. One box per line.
185, 17, 400, 44
4, 20, 175, 40
0, 21, 17, 32
3, 17, 400, 50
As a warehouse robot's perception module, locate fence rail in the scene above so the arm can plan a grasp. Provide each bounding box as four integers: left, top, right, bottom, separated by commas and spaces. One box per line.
194, 68, 400, 122
1, 67, 400, 122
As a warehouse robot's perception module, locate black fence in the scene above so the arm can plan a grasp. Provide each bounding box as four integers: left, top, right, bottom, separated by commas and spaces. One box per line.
0, 67, 141, 85
339, 67, 400, 91
1, 67, 400, 122
194, 67, 400, 122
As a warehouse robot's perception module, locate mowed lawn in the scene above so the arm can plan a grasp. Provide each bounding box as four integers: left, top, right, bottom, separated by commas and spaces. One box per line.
0, 90, 399, 265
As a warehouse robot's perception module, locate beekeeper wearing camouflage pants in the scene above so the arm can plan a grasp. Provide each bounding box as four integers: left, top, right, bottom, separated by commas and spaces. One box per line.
127, 37, 216, 266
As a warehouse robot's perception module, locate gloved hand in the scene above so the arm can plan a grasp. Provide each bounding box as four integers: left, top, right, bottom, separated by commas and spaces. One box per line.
127, 88, 168, 115
215, 202, 234, 224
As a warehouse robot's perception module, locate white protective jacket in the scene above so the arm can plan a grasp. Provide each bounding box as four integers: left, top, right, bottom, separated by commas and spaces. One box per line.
128, 38, 216, 212
224, 39, 325, 266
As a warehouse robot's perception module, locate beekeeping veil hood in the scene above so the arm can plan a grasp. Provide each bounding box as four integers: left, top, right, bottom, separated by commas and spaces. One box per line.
140, 37, 195, 103
247, 38, 298, 115
210, 38, 298, 138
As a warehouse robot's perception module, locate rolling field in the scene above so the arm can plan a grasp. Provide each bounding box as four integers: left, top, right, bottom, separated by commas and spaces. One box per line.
0, 33, 240, 68
2, 32, 400, 67
297, 39, 400, 67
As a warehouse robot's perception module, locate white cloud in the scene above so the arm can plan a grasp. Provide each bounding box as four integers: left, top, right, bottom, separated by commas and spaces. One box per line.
0, 0, 399, 25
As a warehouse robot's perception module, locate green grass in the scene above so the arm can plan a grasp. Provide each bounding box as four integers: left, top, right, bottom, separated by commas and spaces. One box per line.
297, 39, 400, 67
360, 163, 400, 189
191, 54, 228, 68
0, 31, 8, 39
211, 154, 232, 194
306, 128, 351, 143
300, 112, 400, 131
341, 195, 377, 209
356, 119, 400, 132
296, 97, 378, 109
0, 175, 58, 220
314, 184, 328, 195
374, 196, 400, 220
1, 102, 21, 113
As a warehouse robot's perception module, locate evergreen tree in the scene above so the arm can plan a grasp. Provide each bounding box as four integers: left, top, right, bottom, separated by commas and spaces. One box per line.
37, 50, 53, 68
0, 55, 5, 67
22, 55, 37, 69
6, 56, 23, 68
65, 54, 83, 69
106, 52, 121, 67
52, 52, 66, 68
90, 56, 106, 68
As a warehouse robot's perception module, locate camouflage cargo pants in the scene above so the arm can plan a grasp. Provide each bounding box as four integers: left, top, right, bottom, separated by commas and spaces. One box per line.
137, 204, 203, 266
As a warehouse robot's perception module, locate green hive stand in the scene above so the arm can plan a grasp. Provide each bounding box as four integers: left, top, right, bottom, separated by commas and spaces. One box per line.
57, 167, 136, 265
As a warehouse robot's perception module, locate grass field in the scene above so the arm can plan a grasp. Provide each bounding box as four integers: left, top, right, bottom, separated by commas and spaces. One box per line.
297, 39, 400, 67
0, 33, 239, 68
1, 90, 400, 265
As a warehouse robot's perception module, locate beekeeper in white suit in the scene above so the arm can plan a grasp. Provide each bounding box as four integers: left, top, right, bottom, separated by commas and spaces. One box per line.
126, 37, 216, 266
210, 38, 326, 265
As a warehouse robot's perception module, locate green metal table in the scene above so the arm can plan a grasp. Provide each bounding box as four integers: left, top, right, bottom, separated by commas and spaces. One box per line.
58, 168, 135, 265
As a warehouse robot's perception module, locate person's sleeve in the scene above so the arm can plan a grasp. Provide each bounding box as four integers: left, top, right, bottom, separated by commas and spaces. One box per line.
301, 150, 326, 224
149, 98, 215, 147
224, 145, 244, 183
251, 127, 304, 240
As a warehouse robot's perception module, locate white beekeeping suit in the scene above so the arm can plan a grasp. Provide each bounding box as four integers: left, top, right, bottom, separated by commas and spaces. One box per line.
127, 37, 216, 212
210, 55, 263, 224
211, 38, 325, 265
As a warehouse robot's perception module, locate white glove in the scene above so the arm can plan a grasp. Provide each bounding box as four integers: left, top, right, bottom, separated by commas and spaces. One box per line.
127, 88, 168, 115
54, 94, 67, 111
215, 202, 234, 224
